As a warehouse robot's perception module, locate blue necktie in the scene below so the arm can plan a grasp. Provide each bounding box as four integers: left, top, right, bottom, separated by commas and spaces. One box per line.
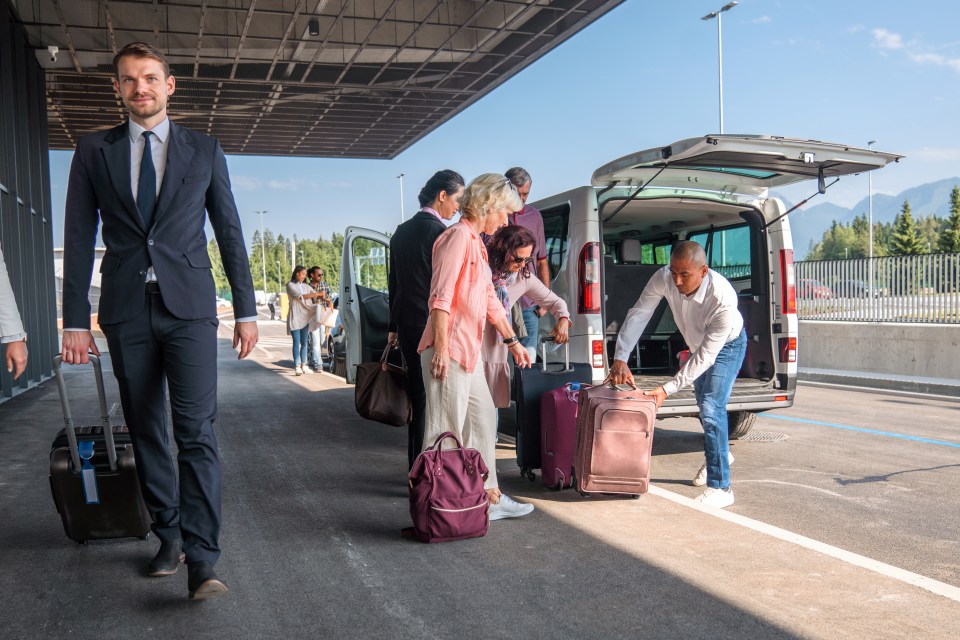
137, 131, 156, 229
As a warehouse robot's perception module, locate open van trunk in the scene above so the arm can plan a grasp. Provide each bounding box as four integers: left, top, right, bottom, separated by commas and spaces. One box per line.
599, 195, 778, 410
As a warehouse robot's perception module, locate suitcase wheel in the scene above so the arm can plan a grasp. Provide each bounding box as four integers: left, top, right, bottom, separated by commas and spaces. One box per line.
630, 494, 641, 500
579, 491, 591, 498
521, 467, 536, 482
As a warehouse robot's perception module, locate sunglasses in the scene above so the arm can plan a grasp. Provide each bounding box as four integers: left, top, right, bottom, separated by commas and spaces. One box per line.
510, 254, 534, 265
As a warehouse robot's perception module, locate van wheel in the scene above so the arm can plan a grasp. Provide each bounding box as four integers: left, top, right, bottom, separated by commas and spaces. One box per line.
728, 411, 756, 440
332, 356, 347, 378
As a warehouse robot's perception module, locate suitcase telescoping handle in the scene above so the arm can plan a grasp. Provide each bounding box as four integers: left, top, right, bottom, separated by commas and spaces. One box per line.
53, 354, 118, 473
540, 336, 571, 374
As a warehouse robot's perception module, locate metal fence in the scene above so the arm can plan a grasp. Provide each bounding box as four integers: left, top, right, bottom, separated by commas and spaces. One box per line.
795, 253, 960, 323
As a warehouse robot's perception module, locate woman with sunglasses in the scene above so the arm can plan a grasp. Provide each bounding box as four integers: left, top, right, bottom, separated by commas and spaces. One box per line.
482, 224, 571, 409
418, 173, 535, 522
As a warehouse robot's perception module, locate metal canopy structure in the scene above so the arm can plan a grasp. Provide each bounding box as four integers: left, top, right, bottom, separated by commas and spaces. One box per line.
10, 0, 622, 158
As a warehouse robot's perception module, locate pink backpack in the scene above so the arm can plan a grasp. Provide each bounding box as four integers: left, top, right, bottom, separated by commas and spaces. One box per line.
407, 432, 489, 543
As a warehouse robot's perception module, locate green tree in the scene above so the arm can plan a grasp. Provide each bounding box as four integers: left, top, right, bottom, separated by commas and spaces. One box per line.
207, 238, 229, 294
890, 200, 925, 256
938, 185, 960, 253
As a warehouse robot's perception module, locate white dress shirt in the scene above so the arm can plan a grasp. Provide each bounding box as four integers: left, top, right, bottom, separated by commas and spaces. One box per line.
614, 267, 744, 396
0, 246, 27, 343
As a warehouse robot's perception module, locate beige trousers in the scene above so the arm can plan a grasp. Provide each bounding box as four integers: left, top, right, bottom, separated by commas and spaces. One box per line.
421, 347, 499, 490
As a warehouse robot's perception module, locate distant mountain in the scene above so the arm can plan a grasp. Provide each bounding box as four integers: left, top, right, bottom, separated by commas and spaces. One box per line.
785, 177, 960, 259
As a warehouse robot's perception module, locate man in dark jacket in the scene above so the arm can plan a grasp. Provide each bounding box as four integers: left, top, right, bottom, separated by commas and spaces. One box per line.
387, 170, 464, 468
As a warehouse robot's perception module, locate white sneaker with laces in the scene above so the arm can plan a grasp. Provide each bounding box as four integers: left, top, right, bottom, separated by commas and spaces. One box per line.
303, 366, 313, 374
295, 366, 303, 376
692, 451, 734, 487
488, 494, 534, 521
694, 487, 735, 509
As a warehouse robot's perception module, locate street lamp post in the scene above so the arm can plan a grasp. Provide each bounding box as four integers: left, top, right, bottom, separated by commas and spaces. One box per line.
867, 140, 876, 300
255, 210, 268, 302
701, 2, 738, 134
397, 173, 406, 222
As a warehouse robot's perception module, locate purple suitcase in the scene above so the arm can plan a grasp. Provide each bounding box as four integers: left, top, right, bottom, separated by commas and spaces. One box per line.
540, 382, 582, 489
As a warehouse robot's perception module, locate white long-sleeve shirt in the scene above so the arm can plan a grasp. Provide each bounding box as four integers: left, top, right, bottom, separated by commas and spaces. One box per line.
614, 267, 743, 396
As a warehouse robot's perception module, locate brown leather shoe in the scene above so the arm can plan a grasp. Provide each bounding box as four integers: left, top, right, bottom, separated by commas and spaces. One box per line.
187, 562, 229, 600
147, 539, 185, 577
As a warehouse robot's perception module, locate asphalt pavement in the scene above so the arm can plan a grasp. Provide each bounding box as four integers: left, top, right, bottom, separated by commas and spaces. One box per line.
1, 311, 958, 640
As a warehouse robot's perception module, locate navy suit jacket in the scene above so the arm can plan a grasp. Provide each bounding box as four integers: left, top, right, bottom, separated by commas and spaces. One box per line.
62, 122, 256, 328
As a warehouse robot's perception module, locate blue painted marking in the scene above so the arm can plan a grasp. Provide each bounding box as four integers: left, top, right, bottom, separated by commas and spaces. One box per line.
763, 413, 960, 449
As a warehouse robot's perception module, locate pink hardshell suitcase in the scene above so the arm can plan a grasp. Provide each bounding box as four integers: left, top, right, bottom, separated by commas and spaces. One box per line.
574, 383, 657, 497
540, 382, 582, 490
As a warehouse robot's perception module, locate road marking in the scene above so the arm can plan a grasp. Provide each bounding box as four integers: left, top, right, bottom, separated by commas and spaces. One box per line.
649, 485, 960, 603
763, 413, 960, 448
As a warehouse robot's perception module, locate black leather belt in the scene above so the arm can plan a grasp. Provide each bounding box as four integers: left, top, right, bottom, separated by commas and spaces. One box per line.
145, 281, 161, 294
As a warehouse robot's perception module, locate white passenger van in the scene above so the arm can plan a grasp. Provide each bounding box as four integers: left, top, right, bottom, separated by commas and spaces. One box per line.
529, 135, 901, 437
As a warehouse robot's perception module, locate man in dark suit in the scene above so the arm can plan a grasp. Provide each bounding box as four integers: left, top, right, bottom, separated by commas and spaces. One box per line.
387, 170, 464, 468
61, 42, 258, 600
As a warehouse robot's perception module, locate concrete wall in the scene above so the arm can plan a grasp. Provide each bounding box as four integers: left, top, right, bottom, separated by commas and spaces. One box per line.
798, 321, 960, 380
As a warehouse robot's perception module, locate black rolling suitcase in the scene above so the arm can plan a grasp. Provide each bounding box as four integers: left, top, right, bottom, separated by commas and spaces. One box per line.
513, 339, 591, 480
48, 355, 152, 543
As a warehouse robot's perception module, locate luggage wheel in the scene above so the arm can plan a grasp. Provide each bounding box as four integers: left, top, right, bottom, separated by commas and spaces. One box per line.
521, 467, 536, 481
579, 491, 591, 498
629, 494, 641, 500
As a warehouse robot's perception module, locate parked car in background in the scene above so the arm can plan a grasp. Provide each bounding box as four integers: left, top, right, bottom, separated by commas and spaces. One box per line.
835, 279, 883, 298
797, 278, 833, 299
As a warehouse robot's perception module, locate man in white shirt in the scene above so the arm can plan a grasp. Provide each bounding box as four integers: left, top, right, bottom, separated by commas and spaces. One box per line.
609, 241, 746, 508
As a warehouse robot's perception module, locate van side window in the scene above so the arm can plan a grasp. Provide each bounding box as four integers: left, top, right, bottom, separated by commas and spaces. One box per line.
688, 225, 751, 280
351, 237, 390, 292
642, 243, 672, 265
541, 204, 570, 280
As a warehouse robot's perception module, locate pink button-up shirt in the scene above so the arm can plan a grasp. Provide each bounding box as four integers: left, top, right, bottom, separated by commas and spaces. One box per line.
418, 221, 506, 372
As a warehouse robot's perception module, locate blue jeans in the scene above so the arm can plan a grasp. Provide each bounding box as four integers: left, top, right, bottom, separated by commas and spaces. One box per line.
520, 306, 539, 350
693, 329, 747, 489
291, 327, 310, 367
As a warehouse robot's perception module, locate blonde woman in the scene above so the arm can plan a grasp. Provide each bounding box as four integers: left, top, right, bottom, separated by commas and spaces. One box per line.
418, 173, 534, 521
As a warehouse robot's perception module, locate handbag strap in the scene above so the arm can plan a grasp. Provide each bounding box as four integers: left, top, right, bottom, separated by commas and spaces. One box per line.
380, 343, 408, 369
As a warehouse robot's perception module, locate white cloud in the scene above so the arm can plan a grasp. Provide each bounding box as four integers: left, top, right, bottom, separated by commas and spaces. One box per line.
872, 28, 903, 50
266, 178, 320, 190
907, 147, 960, 163
847, 24, 865, 34
752, 15, 771, 24
870, 27, 960, 72
231, 175, 263, 191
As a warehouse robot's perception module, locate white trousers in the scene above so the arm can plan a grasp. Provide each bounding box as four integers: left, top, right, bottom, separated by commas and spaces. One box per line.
421, 347, 499, 490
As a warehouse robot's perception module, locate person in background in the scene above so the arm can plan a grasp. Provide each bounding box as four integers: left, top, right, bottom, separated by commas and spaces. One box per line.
287, 265, 323, 376
268, 291, 280, 321
482, 225, 571, 408
608, 241, 746, 509
504, 167, 551, 360
0, 246, 28, 380
419, 173, 534, 521
307, 266, 331, 373
387, 169, 464, 469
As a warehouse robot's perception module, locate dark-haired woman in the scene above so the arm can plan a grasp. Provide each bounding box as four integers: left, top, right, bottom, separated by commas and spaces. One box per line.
482, 224, 571, 407
387, 170, 465, 468
287, 265, 324, 376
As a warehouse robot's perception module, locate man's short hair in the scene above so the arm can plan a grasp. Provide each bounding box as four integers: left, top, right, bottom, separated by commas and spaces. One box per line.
113, 42, 171, 78
671, 240, 707, 267
505, 167, 532, 189
309, 266, 322, 278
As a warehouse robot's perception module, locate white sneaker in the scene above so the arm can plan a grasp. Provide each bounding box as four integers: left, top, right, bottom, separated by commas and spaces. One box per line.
302, 366, 313, 374
295, 366, 303, 376
488, 495, 534, 521
692, 452, 734, 487
694, 487, 735, 508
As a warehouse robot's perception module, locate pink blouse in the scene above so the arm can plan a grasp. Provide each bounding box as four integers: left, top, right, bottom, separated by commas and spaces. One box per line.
418, 221, 507, 372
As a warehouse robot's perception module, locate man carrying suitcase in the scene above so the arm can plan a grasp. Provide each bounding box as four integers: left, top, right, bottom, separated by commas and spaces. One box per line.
609, 241, 746, 509
61, 42, 258, 599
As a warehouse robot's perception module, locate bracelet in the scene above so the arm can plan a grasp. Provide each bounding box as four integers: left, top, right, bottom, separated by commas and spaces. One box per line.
503, 336, 518, 346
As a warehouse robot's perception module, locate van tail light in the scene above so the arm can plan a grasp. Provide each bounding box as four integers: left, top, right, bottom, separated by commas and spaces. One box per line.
780, 249, 796, 314
779, 337, 797, 363
578, 242, 601, 315
591, 340, 604, 368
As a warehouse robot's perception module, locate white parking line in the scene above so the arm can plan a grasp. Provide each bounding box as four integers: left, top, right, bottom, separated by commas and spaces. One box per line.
649, 484, 960, 603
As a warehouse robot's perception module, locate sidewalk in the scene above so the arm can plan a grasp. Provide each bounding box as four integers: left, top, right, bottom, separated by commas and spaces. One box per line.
799, 366, 960, 397
1, 327, 959, 639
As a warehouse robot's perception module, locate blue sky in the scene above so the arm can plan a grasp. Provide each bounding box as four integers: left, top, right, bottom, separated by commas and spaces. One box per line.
48, 0, 960, 247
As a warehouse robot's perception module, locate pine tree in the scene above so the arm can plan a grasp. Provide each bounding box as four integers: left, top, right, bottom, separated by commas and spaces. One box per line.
890, 200, 925, 256
938, 185, 960, 253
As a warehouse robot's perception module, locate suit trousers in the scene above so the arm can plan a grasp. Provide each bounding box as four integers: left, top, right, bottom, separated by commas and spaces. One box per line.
101, 288, 222, 565
421, 347, 498, 490
398, 325, 427, 469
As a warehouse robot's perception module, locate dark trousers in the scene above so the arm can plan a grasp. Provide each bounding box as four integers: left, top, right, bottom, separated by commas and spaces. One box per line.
101, 288, 222, 565
398, 324, 427, 469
